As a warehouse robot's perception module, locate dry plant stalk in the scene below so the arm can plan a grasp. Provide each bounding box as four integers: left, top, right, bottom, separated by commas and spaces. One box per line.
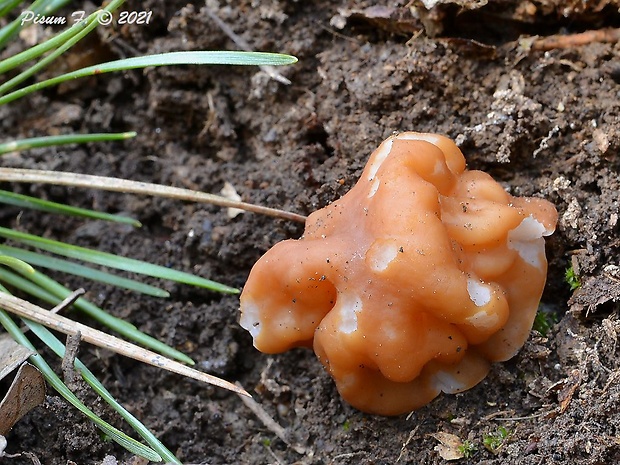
0, 292, 250, 397
0, 168, 307, 223
531, 27, 620, 50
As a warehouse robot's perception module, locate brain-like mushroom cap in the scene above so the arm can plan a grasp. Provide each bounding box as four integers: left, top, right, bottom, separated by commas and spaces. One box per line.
240, 132, 558, 415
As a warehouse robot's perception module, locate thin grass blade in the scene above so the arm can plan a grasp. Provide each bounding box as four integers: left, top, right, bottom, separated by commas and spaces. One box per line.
0, 132, 137, 154
0, 51, 297, 104
0, 2, 91, 63
24, 319, 180, 464
0, 291, 249, 396
0, 226, 239, 294
0, 3, 120, 96
0, 189, 140, 226
0, 307, 162, 462
0, 0, 123, 54
0, 245, 168, 297
0, 267, 194, 365
0, 254, 34, 275
0, 0, 23, 17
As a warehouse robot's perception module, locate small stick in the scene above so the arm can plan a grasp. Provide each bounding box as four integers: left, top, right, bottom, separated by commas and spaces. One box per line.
0, 168, 307, 224
531, 28, 620, 51
51, 288, 85, 314
488, 412, 547, 421
18, 288, 86, 334
61, 330, 81, 386
0, 292, 250, 397
396, 425, 421, 463
236, 382, 309, 455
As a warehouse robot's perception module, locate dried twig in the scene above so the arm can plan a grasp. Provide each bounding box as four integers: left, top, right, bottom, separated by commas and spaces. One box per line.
61, 331, 81, 386
396, 425, 421, 462
51, 288, 85, 314
236, 382, 309, 455
0, 168, 307, 224
0, 292, 250, 397
487, 412, 547, 421
531, 27, 620, 51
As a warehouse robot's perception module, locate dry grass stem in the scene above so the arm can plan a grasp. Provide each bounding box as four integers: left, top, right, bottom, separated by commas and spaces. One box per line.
236, 382, 309, 455
0, 292, 250, 397
0, 168, 307, 223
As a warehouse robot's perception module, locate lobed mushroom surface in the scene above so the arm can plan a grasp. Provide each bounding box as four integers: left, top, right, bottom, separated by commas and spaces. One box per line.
240, 132, 558, 415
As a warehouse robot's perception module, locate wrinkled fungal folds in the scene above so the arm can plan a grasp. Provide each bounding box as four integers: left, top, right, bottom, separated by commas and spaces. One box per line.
240, 132, 558, 415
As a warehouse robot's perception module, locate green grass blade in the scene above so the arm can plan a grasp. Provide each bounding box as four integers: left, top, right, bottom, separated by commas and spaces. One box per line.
0, 51, 297, 105
0, 2, 94, 66
0, 254, 35, 275
0, 0, 73, 18
0, 267, 195, 365
0, 189, 141, 226
0, 0, 123, 54
0, 308, 162, 462
24, 319, 181, 464
0, 132, 137, 154
0, 4, 111, 95
0, 0, 57, 49
0, 226, 240, 294
0, 0, 24, 18
0, 245, 168, 297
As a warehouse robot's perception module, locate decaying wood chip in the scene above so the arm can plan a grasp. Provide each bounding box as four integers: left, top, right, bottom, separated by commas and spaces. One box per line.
0, 363, 46, 435
419, 0, 488, 8
547, 369, 582, 414
331, 6, 421, 36
0, 335, 34, 382
430, 431, 466, 460
61, 331, 82, 387
441, 37, 497, 59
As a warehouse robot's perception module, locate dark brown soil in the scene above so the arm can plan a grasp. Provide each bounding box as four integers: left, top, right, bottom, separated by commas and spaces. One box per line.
2, 0, 620, 464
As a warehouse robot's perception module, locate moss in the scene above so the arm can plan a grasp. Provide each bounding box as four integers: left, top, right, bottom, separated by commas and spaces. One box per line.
565, 265, 581, 291
342, 419, 351, 432
533, 309, 558, 336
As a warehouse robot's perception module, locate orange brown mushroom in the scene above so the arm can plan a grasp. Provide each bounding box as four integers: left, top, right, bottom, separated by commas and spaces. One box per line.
239, 132, 558, 416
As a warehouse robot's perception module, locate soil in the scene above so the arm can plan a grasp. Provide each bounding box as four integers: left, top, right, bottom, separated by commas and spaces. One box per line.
2, 0, 620, 464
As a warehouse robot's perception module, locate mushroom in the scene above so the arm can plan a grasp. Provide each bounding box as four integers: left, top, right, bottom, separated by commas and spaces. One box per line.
240, 132, 558, 415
